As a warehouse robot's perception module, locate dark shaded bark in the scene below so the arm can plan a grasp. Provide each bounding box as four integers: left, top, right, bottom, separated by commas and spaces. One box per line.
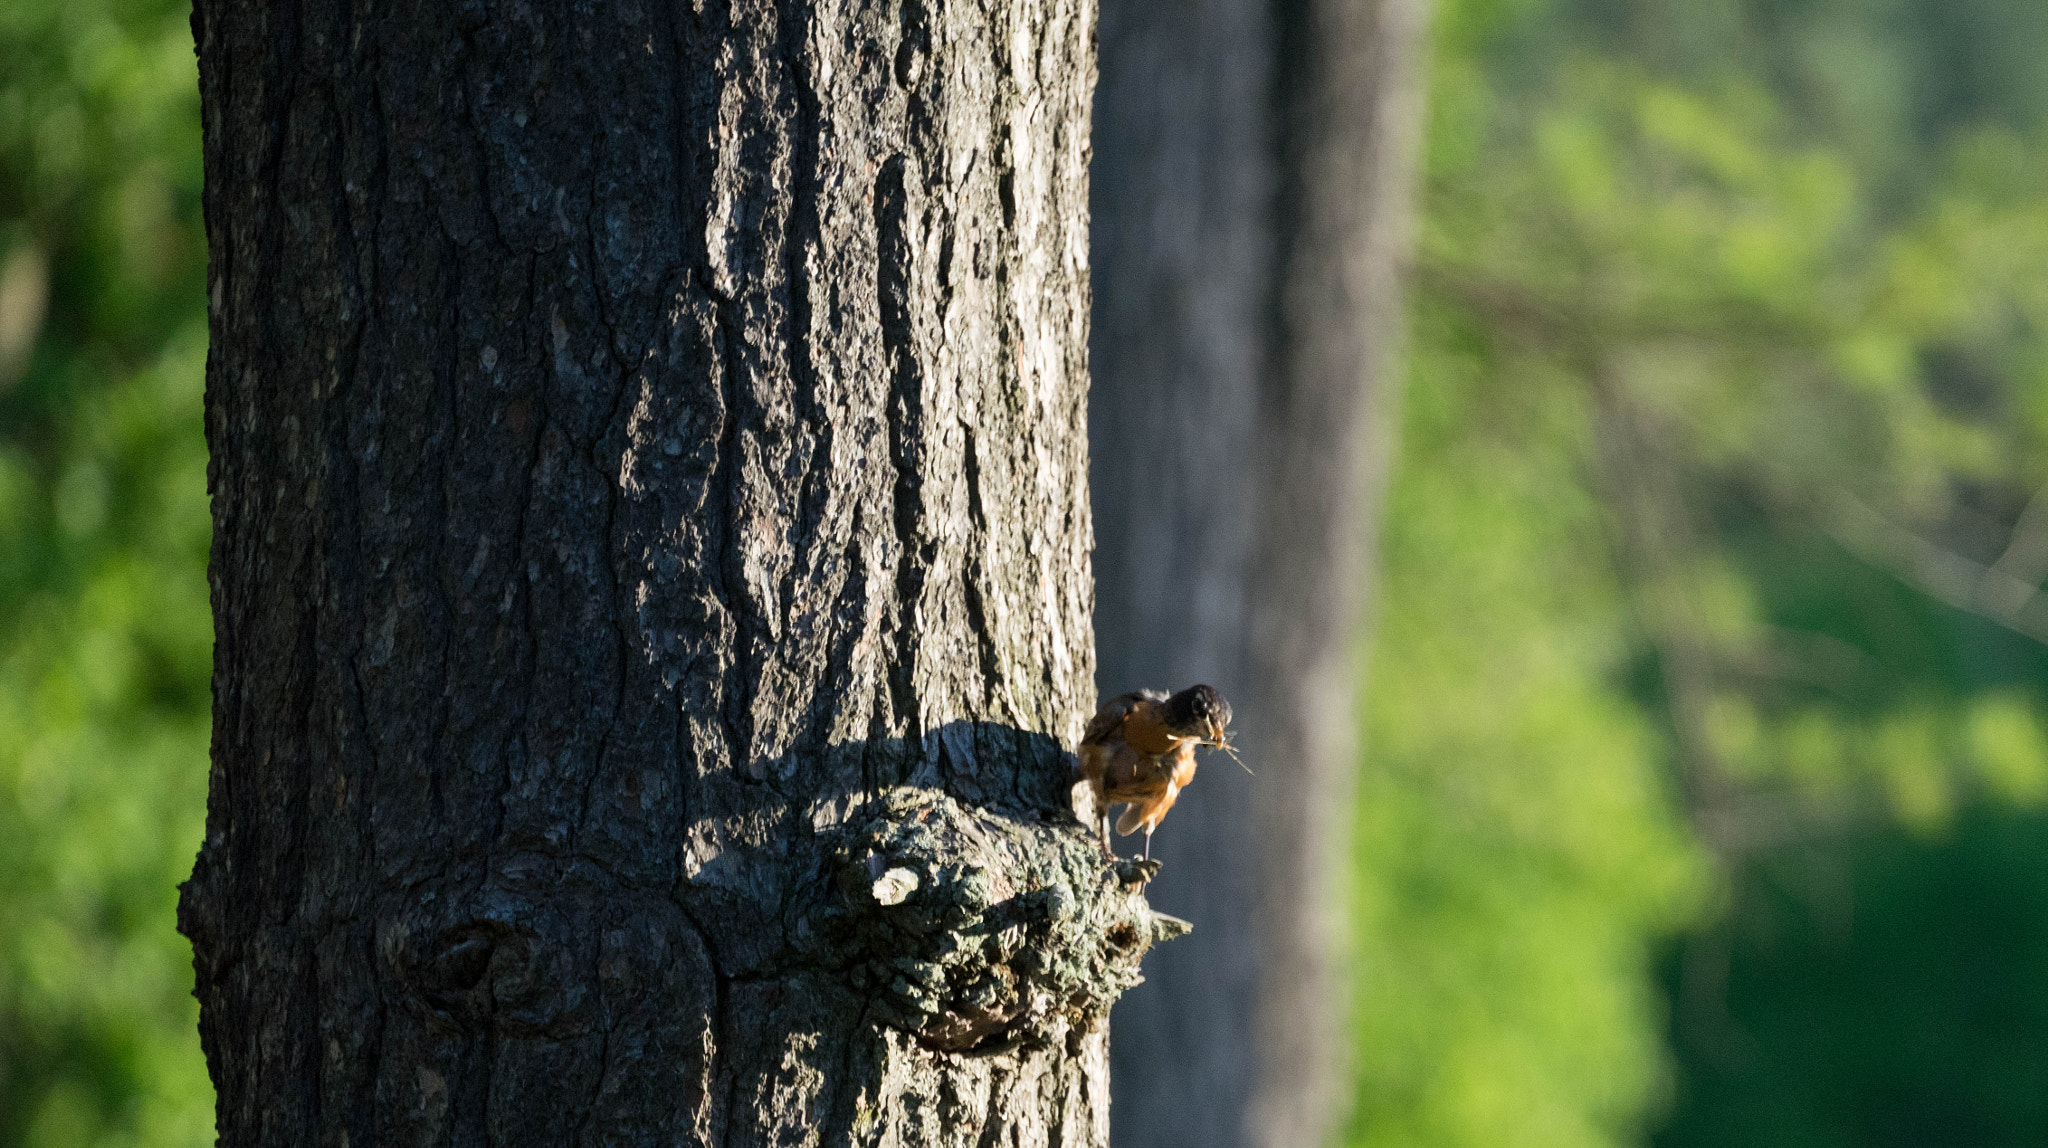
178, 0, 1177, 1142
1088, 0, 1431, 1141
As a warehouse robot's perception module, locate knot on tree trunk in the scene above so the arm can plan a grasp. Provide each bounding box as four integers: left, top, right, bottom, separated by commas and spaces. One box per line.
803, 788, 1186, 1055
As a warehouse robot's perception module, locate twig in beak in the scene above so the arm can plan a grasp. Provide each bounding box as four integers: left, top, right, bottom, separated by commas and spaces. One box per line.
1208, 736, 1254, 775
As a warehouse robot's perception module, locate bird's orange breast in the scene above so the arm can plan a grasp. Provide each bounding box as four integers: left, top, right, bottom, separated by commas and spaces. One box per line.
1120, 702, 1180, 756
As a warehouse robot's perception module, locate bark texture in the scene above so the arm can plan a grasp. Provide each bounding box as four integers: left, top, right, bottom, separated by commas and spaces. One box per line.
179, 0, 1170, 1142
1088, 0, 1431, 1141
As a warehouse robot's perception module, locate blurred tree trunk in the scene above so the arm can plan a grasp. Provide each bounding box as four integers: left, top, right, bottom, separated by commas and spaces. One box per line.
177, 0, 1180, 1143
1089, 0, 1431, 1140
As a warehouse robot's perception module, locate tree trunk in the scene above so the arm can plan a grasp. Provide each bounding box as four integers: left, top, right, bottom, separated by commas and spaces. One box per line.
1088, 0, 1430, 1141
179, 0, 1174, 1143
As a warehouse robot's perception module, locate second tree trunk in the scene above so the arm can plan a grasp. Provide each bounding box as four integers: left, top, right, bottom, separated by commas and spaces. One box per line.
1089, 0, 1431, 1141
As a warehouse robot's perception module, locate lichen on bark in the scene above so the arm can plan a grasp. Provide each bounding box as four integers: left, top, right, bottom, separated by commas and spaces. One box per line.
811, 786, 1182, 1054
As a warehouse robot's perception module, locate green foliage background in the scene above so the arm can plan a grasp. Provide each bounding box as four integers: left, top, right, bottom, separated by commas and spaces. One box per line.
1355, 0, 2048, 1145
6, 0, 2048, 1145
0, 0, 213, 1143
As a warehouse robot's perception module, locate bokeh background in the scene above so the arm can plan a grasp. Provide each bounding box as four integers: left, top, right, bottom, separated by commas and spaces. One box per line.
6, 0, 2048, 1144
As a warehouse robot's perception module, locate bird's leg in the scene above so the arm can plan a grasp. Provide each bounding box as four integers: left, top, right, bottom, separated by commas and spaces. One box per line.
1143, 829, 1153, 861
1099, 813, 1115, 859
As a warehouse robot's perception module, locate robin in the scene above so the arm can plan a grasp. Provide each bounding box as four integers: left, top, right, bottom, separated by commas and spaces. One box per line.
1078, 684, 1234, 861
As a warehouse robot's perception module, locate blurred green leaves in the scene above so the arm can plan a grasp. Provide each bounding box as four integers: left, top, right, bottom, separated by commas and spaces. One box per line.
0, 0, 212, 1143
1352, 305, 1706, 1148
1656, 810, 2048, 1148
1357, 0, 2048, 1145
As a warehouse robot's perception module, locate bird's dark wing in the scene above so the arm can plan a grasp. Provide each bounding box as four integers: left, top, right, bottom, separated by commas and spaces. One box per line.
1081, 689, 1166, 746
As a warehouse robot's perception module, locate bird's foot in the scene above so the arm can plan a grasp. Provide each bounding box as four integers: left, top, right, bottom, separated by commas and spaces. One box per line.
1113, 857, 1163, 887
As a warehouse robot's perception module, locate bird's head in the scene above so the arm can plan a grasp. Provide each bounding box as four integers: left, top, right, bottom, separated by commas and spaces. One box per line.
1161, 684, 1232, 745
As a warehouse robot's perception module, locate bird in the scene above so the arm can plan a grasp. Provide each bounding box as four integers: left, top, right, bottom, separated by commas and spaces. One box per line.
1077, 684, 1234, 862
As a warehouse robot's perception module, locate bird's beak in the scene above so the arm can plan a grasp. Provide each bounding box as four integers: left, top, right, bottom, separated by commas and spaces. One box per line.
1208, 720, 1225, 745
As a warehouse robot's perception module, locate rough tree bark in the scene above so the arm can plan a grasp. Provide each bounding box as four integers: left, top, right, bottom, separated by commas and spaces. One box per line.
178, 0, 1177, 1143
1088, 0, 1431, 1141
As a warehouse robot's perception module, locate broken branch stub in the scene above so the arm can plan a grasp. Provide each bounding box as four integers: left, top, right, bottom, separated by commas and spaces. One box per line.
801, 788, 1188, 1055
